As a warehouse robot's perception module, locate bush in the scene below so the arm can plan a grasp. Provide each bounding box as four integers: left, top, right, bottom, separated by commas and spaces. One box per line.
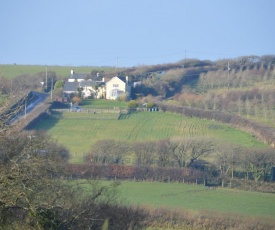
54, 80, 64, 90
71, 96, 82, 105
146, 102, 155, 109
127, 100, 138, 110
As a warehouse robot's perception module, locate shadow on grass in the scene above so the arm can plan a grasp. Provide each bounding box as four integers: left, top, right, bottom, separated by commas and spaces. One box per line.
24, 112, 61, 131
118, 113, 131, 120
118, 110, 137, 120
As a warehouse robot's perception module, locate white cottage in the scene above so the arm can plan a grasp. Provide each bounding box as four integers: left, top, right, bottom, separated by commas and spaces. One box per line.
105, 76, 131, 100
68, 70, 87, 82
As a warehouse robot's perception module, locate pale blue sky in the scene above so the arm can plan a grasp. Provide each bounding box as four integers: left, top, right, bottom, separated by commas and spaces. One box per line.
1, 0, 274, 67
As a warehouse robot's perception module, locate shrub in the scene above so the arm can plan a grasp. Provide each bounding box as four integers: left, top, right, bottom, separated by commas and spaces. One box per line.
146, 102, 155, 109
127, 100, 138, 110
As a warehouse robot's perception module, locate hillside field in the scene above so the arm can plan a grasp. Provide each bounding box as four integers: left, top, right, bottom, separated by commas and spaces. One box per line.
32, 109, 265, 163
80, 180, 275, 219
81, 98, 127, 109
0, 64, 114, 79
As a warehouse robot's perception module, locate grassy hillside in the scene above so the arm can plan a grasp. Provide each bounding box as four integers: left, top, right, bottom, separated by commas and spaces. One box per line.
32, 110, 265, 163
82, 180, 275, 219
0, 64, 115, 79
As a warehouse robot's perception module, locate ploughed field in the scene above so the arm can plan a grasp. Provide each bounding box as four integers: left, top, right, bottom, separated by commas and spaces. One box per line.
32, 108, 265, 163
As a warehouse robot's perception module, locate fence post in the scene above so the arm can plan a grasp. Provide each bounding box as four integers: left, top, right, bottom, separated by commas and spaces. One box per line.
222, 179, 224, 188
196, 179, 198, 185
183, 178, 185, 183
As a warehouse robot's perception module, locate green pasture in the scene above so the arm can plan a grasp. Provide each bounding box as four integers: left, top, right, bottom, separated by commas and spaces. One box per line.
81, 99, 127, 109
81, 180, 275, 219
32, 110, 265, 163
0, 64, 114, 79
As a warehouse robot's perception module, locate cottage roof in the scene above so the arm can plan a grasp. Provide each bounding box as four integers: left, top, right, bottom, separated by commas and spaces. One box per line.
117, 76, 127, 82
69, 73, 88, 80
106, 76, 129, 84
96, 81, 106, 87
63, 82, 79, 92
79, 81, 96, 87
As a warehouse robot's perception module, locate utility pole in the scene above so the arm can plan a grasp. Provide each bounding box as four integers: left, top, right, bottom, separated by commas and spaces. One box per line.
45, 66, 48, 91
227, 62, 230, 90
115, 56, 118, 75
185, 50, 186, 60
51, 77, 53, 100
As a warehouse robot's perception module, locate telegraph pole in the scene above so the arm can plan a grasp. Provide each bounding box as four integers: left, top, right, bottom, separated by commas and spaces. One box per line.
227, 62, 230, 90
115, 56, 119, 75
51, 77, 53, 100
45, 66, 48, 91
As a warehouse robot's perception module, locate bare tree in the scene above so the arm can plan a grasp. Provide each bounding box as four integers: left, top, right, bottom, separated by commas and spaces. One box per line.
170, 137, 215, 168
87, 139, 129, 164
214, 143, 241, 179
0, 131, 70, 228
240, 148, 275, 182
155, 139, 175, 167
133, 141, 157, 166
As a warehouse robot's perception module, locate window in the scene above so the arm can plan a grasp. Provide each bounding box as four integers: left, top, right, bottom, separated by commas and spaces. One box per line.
113, 84, 119, 88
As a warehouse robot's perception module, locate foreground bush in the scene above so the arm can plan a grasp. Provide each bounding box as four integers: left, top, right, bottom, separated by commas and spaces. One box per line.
0, 131, 147, 229
144, 207, 275, 230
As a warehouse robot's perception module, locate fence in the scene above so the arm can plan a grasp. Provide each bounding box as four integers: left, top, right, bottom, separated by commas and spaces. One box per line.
51, 108, 128, 114
50, 108, 129, 120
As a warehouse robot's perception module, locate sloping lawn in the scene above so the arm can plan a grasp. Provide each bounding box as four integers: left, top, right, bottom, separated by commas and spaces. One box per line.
33, 111, 265, 163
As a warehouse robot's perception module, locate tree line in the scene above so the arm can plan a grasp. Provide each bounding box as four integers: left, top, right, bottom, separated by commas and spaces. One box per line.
87, 138, 214, 168
85, 138, 275, 183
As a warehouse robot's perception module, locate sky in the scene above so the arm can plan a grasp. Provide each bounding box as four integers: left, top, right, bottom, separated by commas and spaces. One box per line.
1, 0, 275, 67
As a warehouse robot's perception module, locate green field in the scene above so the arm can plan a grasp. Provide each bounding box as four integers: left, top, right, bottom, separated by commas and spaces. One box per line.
81, 99, 127, 109
81, 180, 275, 219
0, 64, 115, 79
32, 110, 265, 163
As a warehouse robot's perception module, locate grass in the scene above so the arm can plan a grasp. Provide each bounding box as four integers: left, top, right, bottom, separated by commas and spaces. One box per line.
81, 180, 275, 219
81, 99, 127, 109
32, 110, 265, 163
0, 64, 115, 79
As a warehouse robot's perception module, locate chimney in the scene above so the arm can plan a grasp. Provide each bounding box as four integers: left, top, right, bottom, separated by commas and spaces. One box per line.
102, 77, 105, 82
126, 76, 128, 84
71, 69, 74, 75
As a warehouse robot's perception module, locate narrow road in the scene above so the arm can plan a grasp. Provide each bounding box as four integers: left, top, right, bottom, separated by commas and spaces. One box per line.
25, 92, 49, 114
9, 91, 49, 124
